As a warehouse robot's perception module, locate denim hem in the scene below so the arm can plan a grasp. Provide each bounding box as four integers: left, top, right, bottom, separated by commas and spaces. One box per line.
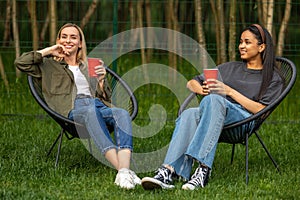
102, 146, 117, 154
168, 158, 193, 181
118, 146, 133, 152
171, 166, 189, 181
185, 153, 212, 169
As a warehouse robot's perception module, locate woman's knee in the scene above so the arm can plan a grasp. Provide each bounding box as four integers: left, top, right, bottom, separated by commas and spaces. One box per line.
200, 94, 225, 107
111, 108, 130, 119
180, 108, 199, 119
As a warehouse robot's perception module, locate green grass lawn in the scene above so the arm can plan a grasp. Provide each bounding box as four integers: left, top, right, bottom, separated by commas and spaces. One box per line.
1, 59, 299, 200
1, 114, 300, 199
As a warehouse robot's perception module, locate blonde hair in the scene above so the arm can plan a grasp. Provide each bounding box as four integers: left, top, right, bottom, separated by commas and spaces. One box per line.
56, 23, 87, 64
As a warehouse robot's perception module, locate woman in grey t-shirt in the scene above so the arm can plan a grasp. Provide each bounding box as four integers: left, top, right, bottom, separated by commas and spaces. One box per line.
141, 24, 284, 190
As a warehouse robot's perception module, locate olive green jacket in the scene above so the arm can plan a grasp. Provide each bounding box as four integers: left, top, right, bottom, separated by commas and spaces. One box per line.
15, 51, 112, 117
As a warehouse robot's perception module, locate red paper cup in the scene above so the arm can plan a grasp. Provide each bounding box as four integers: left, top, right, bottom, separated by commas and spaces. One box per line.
203, 69, 218, 85
88, 58, 100, 77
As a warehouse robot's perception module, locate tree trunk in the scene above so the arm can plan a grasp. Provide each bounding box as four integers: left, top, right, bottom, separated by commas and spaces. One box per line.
166, 0, 179, 83
228, 0, 236, 61
194, 0, 208, 69
80, 0, 98, 29
266, 0, 274, 34
217, 0, 226, 63
128, 0, 139, 46
27, 0, 39, 50
129, 0, 136, 29
145, 0, 153, 62
209, 0, 221, 64
137, 0, 149, 83
12, 0, 21, 77
166, 1, 172, 82
137, 1, 146, 65
40, 12, 49, 43
49, 0, 57, 45
262, 0, 268, 26
118, 1, 128, 32
194, 0, 206, 47
238, 1, 245, 28
172, 0, 179, 82
0, 55, 9, 89
276, 0, 291, 56
3, 0, 12, 47
257, 0, 264, 25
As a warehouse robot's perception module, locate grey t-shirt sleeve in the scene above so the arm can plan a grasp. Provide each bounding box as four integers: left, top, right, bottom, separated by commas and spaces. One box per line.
259, 72, 284, 105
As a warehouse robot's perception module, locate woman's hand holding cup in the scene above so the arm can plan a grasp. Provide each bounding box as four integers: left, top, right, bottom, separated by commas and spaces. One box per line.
88, 58, 106, 80
94, 60, 106, 79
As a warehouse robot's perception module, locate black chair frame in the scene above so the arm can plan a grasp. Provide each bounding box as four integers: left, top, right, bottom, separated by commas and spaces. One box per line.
28, 67, 138, 167
177, 57, 297, 184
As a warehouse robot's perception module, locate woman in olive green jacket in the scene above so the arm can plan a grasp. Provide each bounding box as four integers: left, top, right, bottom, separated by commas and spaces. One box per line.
15, 23, 140, 189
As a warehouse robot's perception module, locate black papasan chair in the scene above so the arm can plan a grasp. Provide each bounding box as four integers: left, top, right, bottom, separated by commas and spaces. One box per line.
28, 66, 138, 167
177, 57, 297, 184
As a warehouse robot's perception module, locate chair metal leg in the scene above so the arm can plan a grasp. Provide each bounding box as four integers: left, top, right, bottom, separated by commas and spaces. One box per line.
47, 129, 63, 157
55, 129, 64, 168
254, 132, 280, 172
230, 144, 235, 164
245, 132, 249, 185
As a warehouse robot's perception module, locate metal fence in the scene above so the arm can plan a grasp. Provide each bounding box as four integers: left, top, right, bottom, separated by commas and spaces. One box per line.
0, 0, 299, 122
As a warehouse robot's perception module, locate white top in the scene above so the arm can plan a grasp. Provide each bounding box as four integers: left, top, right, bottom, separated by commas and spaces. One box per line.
68, 65, 91, 95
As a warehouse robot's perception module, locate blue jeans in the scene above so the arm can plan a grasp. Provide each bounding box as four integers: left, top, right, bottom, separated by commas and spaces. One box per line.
164, 94, 252, 180
68, 98, 133, 154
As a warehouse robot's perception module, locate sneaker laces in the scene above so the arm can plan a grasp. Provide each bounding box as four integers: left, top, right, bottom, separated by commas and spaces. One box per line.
188, 166, 208, 188
154, 166, 173, 184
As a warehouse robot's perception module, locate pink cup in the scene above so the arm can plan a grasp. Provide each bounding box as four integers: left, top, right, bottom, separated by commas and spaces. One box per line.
203, 69, 218, 85
88, 58, 101, 77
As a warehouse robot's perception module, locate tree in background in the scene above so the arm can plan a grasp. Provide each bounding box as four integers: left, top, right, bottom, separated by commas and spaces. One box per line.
145, 0, 153, 62
2, 0, 11, 47
194, 0, 208, 67
166, 0, 179, 83
49, 0, 57, 45
27, 0, 39, 50
276, 0, 291, 56
0, 0, 295, 85
12, 0, 21, 78
228, 0, 237, 61
80, 0, 98, 29
209, 0, 226, 64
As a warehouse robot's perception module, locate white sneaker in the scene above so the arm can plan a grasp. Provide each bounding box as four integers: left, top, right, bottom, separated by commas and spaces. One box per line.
129, 170, 141, 185
115, 168, 137, 189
